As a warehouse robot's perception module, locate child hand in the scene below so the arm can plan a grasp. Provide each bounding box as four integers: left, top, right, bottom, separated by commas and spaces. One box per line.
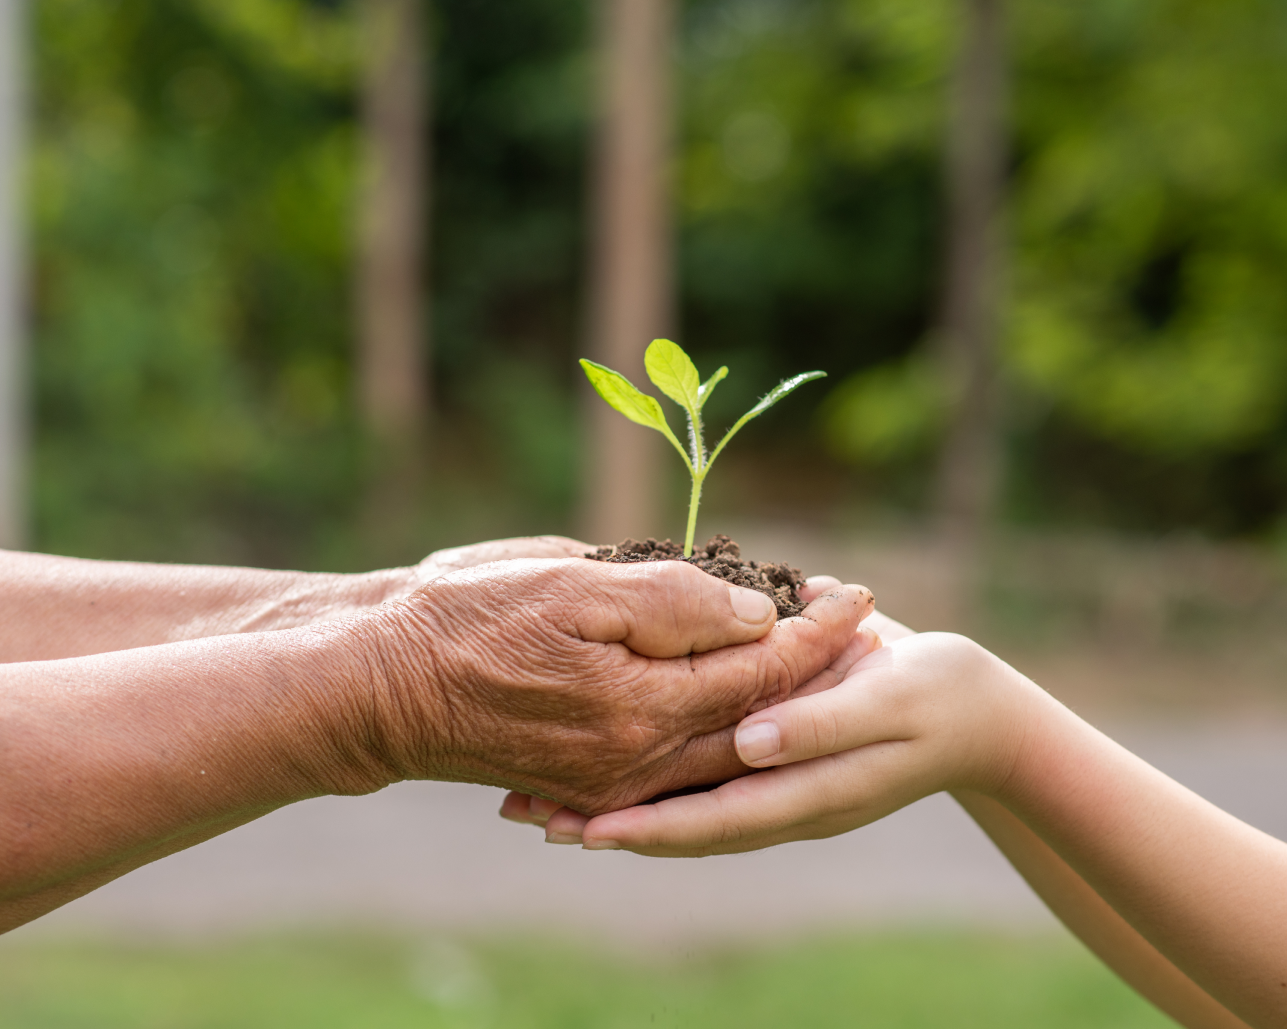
518, 611, 1287, 1028
550, 632, 1050, 855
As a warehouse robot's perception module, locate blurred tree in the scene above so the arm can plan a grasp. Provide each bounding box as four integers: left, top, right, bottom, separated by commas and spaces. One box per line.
581, 0, 674, 545
934, 0, 1007, 547
353, 0, 429, 566
429, 0, 590, 523
357, 0, 428, 443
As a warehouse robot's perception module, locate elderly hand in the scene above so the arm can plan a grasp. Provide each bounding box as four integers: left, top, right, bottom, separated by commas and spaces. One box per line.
0, 548, 869, 930
354, 559, 874, 814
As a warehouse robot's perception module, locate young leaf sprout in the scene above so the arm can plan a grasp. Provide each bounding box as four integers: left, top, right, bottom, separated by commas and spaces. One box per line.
581, 339, 826, 557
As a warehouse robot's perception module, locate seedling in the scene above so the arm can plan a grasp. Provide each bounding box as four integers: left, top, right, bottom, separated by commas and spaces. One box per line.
581, 339, 826, 557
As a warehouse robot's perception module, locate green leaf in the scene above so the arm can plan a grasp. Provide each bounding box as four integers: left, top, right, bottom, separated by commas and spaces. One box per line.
708, 371, 827, 466
698, 366, 728, 409
580, 359, 669, 431
579, 358, 694, 470
743, 371, 827, 420
644, 339, 702, 412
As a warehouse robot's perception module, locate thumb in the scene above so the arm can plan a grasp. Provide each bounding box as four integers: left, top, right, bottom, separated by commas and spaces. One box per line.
567, 558, 780, 657
732, 645, 910, 768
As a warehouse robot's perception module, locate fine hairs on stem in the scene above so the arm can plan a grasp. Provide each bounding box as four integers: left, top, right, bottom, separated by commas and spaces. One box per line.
581, 339, 825, 557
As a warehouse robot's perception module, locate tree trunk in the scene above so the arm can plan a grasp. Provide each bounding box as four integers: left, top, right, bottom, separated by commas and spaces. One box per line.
357, 0, 429, 443
935, 0, 1007, 549
0, 0, 26, 549
582, 0, 675, 546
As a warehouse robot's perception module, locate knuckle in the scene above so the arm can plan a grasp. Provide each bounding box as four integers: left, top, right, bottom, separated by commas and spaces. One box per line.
762, 648, 799, 705
817, 702, 845, 754
739, 648, 789, 713
797, 704, 828, 751
650, 560, 717, 610
714, 809, 745, 847
770, 625, 829, 690
930, 632, 991, 687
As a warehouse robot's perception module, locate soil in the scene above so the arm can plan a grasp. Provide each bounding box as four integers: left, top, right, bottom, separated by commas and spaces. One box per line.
586, 534, 807, 618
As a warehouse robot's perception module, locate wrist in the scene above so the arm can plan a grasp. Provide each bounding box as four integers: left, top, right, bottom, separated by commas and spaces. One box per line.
337, 565, 423, 610
934, 638, 1067, 804
234, 566, 420, 635
0, 625, 426, 917
307, 592, 457, 789
235, 617, 416, 798
979, 674, 1089, 813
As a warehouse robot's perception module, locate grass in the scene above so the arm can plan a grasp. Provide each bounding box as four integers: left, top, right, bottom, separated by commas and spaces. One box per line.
0, 929, 1177, 1028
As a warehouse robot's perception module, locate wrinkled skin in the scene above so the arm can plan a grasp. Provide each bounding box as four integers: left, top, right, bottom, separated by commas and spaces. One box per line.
0, 535, 602, 663
359, 556, 874, 815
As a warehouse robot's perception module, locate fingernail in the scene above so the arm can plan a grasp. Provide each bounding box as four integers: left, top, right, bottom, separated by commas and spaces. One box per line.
736, 721, 780, 764
805, 575, 841, 589
582, 839, 621, 851
528, 797, 560, 826
730, 586, 775, 624
545, 832, 582, 845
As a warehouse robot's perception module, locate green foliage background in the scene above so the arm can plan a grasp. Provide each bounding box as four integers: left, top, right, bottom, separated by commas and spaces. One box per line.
30, 0, 1287, 568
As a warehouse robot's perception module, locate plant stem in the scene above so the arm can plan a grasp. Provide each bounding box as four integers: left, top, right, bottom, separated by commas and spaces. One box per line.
683, 474, 703, 557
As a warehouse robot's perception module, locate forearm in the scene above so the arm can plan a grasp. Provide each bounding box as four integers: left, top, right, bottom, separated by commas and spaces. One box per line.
2, 809, 272, 931
0, 624, 397, 931
859, 613, 1238, 1024
992, 692, 1287, 1027
0, 549, 418, 661
954, 790, 1251, 1029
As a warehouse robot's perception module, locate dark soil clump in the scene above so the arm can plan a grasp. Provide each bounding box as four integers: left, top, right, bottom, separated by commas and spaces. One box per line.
586, 534, 807, 618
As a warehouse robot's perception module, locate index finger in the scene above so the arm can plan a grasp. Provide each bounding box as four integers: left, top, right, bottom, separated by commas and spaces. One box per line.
577, 760, 844, 856
564, 559, 780, 657
579, 741, 925, 856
